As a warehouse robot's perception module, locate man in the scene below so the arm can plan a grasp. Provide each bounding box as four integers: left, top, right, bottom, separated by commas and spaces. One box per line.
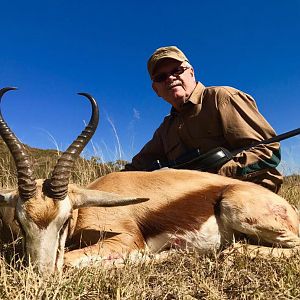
123, 46, 282, 193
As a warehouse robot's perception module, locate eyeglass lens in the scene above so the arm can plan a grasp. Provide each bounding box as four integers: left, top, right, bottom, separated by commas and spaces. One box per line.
153, 66, 188, 83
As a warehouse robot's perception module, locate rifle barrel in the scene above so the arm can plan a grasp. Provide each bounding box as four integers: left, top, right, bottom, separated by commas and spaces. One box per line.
232, 128, 300, 156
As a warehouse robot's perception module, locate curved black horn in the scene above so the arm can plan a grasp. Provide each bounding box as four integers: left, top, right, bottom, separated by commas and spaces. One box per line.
44, 93, 99, 200
0, 87, 36, 200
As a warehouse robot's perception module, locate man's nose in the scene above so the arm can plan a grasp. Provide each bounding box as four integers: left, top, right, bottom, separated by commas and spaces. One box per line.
165, 74, 177, 82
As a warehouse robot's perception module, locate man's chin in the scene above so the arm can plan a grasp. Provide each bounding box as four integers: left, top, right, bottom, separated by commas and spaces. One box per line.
169, 86, 185, 96
172, 92, 186, 101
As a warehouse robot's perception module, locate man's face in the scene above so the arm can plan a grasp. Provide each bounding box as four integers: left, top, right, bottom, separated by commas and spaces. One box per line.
152, 59, 196, 111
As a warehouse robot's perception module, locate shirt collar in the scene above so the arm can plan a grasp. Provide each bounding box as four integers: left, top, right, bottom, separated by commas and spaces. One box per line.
188, 81, 206, 104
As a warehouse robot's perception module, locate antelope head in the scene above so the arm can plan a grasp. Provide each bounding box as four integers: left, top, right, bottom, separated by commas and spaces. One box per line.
0, 87, 146, 273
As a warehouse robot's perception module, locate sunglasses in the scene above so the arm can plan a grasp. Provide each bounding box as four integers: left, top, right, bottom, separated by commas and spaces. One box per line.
152, 66, 190, 83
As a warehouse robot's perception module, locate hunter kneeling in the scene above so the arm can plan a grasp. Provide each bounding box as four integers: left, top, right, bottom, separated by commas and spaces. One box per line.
123, 46, 282, 193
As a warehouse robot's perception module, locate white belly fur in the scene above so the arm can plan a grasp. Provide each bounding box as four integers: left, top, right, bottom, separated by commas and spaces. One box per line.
146, 215, 221, 252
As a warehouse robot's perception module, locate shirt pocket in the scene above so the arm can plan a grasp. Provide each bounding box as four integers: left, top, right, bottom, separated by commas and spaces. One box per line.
182, 116, 227, 152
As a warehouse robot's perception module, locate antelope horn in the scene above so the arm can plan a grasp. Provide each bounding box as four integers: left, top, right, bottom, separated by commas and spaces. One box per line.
0, 87, 36, 200
43, 93, 99, 200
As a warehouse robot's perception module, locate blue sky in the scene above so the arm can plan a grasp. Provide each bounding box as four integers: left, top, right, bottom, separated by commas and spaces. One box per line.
0, 1, 299, 174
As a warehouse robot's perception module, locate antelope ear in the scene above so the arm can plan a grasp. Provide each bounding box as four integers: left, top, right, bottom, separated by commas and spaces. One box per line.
0, 190, 18, 207
68, 185, 149, 209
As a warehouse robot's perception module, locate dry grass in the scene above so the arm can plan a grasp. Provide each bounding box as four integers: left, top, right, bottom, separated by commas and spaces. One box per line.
0, 147, 300, 299
0, 139, 125, 188
1, 244, 300, 299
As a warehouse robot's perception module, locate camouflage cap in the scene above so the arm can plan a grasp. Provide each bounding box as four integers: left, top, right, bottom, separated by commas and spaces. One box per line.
147, 46, 189, 78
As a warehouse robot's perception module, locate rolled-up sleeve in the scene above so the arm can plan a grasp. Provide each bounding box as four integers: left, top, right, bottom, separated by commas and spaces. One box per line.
217, 87, 281, 179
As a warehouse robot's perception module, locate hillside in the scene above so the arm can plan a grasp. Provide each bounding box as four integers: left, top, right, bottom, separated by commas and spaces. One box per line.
0, 138, 126, 188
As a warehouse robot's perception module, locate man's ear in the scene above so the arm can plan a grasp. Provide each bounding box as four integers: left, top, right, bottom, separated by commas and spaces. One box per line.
152, 82, 161, 97
190, 67, 195, 79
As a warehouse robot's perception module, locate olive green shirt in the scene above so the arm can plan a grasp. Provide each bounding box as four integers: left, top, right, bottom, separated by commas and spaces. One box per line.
124, 82, 283, 192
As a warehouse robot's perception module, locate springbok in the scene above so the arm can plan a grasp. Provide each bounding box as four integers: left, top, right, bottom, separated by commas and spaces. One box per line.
0, 87, 299, 273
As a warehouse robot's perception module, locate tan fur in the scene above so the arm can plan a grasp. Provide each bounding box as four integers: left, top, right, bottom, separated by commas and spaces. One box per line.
23, 198, 59, 229
64, 170, 300, 267
1, 169, 299, 271
23, 186, 59, 229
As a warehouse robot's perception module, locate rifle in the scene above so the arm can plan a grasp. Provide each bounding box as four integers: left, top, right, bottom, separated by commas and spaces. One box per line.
148, 128, 300, 172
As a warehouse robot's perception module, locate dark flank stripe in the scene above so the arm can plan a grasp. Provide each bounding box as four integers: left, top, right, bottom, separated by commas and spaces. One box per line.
135, 185, 223, 239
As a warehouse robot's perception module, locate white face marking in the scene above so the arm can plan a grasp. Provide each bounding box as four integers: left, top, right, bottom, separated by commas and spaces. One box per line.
146, 215, 221, 253
16, 196, 72, 273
